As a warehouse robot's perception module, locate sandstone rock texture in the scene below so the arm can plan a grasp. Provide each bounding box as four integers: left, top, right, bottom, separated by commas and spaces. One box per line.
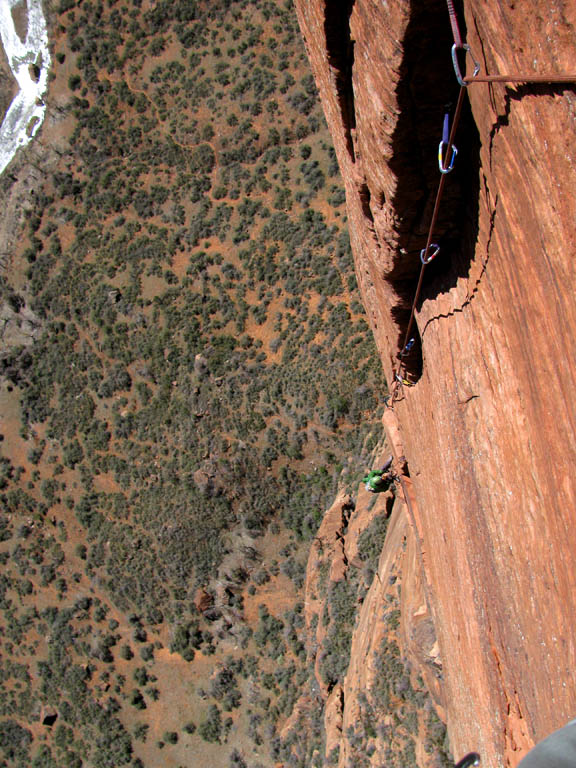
303, 489, 359, 698
295, 0, 576, 766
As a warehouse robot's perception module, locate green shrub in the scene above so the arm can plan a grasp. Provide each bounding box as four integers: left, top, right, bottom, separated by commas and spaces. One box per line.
198, 705, 222, 743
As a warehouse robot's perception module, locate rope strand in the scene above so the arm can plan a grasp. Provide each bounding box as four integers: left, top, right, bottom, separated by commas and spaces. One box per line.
446, 0, 464, 48
392, 87, 466, 395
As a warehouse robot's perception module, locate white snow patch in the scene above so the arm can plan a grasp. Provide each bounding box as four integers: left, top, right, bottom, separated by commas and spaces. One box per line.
0, 0, 51, 175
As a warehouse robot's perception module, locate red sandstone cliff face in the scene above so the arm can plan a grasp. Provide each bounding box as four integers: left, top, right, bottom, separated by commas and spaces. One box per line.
298, 451, 448, 768
294, 1, 576, 766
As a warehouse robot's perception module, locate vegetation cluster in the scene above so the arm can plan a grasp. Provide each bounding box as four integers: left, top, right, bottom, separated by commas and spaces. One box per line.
0, 0, 390, 765
0, 0, 442, 765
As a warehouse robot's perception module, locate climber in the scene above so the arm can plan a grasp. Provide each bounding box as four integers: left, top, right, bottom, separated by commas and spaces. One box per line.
363, 455, 396, 493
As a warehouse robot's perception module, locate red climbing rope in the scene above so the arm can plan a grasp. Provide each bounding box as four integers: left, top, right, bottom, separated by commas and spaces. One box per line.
446, 0, 464, 48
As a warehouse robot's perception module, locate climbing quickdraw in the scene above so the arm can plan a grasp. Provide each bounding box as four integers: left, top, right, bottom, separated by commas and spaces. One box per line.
438, 111, 458, 173
400, 338, 415, 357
395, 373, 414, 388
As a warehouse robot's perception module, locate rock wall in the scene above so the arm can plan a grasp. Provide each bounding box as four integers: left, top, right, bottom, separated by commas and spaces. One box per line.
294, 0, 576, 766
300, 469, 440, 766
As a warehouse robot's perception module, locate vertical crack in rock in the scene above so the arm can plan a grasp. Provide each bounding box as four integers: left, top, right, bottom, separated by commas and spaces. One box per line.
358, 182, 374, 224
324, 0, 356, 160
384, 0, 481, 382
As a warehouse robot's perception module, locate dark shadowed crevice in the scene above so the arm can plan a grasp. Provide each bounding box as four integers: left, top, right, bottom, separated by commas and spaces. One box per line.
324, 0, 356, 160
358, 182, 373, 223
386, 0, 481, 382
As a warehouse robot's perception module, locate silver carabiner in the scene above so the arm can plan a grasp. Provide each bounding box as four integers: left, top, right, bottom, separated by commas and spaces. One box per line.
451, 43, 480, 87
438, 140, 458, 173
